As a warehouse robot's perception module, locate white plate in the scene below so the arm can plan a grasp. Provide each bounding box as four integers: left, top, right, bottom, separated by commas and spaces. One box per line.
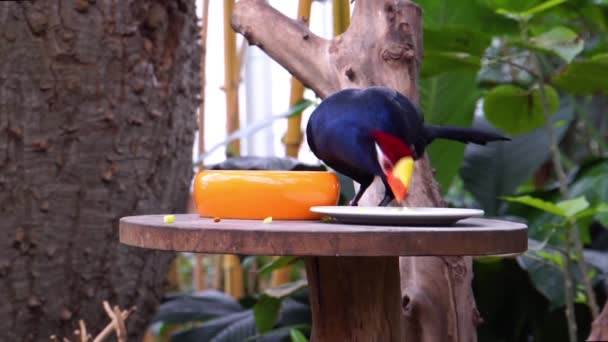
310, 206, 484, 226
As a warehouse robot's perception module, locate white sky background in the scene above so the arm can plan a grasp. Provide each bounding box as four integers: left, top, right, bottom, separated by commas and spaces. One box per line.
194, 1, 336, 166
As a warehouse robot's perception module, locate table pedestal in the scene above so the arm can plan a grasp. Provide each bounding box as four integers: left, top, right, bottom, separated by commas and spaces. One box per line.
306, 256, 402, 341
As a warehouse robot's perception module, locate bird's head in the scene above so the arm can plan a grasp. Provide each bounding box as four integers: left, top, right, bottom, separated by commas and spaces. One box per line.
371, 130, 415, 204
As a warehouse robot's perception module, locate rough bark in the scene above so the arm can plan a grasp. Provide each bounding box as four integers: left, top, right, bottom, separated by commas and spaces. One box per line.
305, 257, 403, 341
232, 1, 478, 341
0, 0, 200, 340
588, 302, 608, 341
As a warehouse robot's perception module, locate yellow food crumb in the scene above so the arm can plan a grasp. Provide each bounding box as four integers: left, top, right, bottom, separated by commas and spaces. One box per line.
163, 215, 175, 223
213, 217, 221, 222
263, 217, 273, 224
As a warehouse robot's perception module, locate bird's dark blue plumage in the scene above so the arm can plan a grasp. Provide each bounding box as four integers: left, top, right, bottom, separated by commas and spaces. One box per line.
306, 86, 509, 206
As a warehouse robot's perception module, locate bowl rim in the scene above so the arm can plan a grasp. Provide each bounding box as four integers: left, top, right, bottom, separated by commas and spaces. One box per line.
197, 170, 333, 174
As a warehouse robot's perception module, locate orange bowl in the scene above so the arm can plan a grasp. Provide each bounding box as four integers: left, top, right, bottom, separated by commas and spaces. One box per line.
193, 170, 341, 220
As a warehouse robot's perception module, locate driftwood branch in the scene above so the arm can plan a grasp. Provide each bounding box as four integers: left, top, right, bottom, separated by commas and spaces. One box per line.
232, 1, 478, 341
588, 303, 608, 341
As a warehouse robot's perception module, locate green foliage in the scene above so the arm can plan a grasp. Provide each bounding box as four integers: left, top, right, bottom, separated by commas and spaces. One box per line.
258, 257, 299, 276
553, 54, 608, 95
254, 295, 281, 333
483, 84, 560, 135
502, 195, 590, 218
421, 72, 478, 190
290, 328, 309, 342
527, 26, 584, 63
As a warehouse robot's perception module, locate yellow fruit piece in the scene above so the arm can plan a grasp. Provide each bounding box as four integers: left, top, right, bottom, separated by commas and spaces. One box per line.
163, 215, 175, 223
263, 217, 273, 224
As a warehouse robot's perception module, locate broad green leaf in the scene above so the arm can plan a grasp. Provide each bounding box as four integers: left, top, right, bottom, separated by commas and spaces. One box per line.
553, 54, 608, 95
258, 256, 299, 276
290, 328, 309, 342
424, 27, 492, 56
253, 295, 281, 333
422, 72, 478, 191
556, 196, 590, 218
522, 0, 568, 17
528, 26, 584, 63
573, 204, 608, 220
517, 250, 566, 309
418, 0, 516, 34
536, 250, 565, 267
264, 280, 308, 299
483, 84, 560, 135
494, 0, 567, 20
462, 100, 574, 215
502, 195, 566, 216
569, 159, 608, 225
421, 52, 482, 77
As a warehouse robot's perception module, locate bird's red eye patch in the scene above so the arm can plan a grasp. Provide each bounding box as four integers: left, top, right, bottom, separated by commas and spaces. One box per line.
371, 130, 413, 163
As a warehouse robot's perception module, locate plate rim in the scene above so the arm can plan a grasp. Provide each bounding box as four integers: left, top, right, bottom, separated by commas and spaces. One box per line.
310, 206, 485, 218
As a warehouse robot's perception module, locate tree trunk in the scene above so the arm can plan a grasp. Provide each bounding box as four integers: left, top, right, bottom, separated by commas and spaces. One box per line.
232, 1, 479, 340
0, 0, 200, 340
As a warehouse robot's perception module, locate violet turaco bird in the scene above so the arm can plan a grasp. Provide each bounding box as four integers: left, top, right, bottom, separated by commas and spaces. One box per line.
306, 86, 509, 206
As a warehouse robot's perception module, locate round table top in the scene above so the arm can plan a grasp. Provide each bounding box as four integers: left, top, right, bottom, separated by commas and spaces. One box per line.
119, 214, 528, 257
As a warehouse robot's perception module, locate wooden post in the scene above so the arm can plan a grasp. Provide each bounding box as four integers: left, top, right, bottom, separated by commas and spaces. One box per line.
305, 257, 402, 341
231, 1, 479, 340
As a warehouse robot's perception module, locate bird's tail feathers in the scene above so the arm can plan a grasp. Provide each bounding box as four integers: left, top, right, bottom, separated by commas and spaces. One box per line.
424, 125, 510, 145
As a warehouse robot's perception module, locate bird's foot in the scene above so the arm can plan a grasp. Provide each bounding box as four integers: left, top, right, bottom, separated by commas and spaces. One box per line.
378, 195, 393, 207
349, 199, 359, 206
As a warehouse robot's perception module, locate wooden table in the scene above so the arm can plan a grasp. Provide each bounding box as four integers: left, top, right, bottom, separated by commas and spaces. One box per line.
119, 214, 527, 341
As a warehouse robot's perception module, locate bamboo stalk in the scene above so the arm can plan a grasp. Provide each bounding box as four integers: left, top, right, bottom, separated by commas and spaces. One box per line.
224, 0, 240, 156
222, 0, 244, 298
283, 0, 313, 159
199, 0, 210, 155
333, 0, 351, 36
223, 254, 244, 298
272, 0, 314, 287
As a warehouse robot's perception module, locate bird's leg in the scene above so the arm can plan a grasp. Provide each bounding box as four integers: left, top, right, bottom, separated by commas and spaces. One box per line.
378, 176, 395, 207
349, 179, 372, 206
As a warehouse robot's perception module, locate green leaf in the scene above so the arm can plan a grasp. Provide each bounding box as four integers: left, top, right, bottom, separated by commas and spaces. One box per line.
422, 72, 478, 191
502, 195, 566, 216
258, 256, 299, 276
556, 196, 590, 218
528, 26, 584, 63
424, 27, 492, 56
494, 0, 567, 20
522, 0, 568, 17
290, 328, 309, 342
462, 100, 574, 215
253, 295, 281, 334
420, 0, 516, 34
569, 159, 608, 225
264, 280, 308, 299
422, 27, 491, 77
483, 84, 560, 135
553, 54, 608, 95
517, 250, 566, 309
421, 52, 482, 77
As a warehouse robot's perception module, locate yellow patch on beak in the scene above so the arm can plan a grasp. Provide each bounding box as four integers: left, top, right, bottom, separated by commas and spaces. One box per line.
387, 156, 414, 203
